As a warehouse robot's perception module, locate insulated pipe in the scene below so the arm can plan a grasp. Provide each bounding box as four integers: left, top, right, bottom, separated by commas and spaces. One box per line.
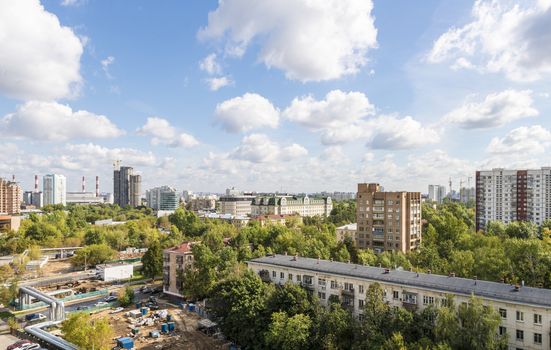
25, 321, 78, 350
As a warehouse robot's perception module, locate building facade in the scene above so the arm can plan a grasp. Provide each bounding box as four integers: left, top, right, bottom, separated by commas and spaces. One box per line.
114, 165, 142, 207
189, 196, 217, 212
66, 192, 105, 205
336, 223, 357, 242
476, 168, 551, 230
251, 195, 333, 217
248, 255, 551, 350
428, 184, 447, 204
43, 174, 66, 206
146, 186, 179, 211
0, 178, 21, 215
356, 183, 421, 253
217, 188, 255, 216
460, 186, 475, 204
162, 242, 195, 298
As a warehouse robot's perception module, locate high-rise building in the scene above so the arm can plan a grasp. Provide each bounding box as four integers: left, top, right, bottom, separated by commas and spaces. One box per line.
113, 164, 142, 207
476, 167, 551, 230
459, 187, 475, 204
356, 183, 421, 253
427, 184, 447, 204
146, 186, 179, 211
43, 174, 66, 206
0, 178, 21, 214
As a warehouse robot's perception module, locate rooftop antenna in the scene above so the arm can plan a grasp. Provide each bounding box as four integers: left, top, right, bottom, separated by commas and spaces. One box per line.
448, 177, 452, 198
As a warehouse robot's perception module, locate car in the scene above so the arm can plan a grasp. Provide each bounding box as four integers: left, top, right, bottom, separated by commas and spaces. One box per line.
7, 340, 31, 350
141, 286, 152, 293
110, 307, 124, 314
95, 301, 108, 307
76, 305, 90, 311
104, 295, 118, 302
19, 344, 41, 350
25, 313, 46, 322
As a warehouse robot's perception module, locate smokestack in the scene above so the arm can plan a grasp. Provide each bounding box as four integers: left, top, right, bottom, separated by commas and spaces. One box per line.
12, 174, 15, 181
82, 176, 85, 193
95, 176, 99, 197
34, 175, 38, 192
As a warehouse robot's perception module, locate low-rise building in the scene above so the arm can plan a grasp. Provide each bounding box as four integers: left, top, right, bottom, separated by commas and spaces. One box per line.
189, 196, 217, 212
248, 254, 551, 350
336, 223, 357, 242
199, 212, 250, 228
163, 242, 195, 298
95, 263, 134, 281
217, 188, 255, 216
251, 195, 333, 217
66, 192, 105, 205
0, 215, 21, 232
253, 214, 302, 227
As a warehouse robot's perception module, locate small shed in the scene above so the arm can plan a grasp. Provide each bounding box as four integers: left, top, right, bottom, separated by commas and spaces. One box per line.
117, 337, 134, 349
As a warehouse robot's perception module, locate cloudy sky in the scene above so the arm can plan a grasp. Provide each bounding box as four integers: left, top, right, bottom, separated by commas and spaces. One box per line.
1, 0, 551, 194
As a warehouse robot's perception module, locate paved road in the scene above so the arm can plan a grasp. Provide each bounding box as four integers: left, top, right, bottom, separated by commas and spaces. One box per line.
0, 334, 21, 349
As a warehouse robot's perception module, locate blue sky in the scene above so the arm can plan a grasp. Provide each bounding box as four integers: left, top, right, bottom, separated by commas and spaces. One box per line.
1, 0, 550, 194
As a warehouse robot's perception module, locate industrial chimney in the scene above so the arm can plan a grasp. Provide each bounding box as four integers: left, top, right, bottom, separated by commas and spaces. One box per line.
95, 176, 99, 197
34, 175, 38, 192
82, 176, 85, 193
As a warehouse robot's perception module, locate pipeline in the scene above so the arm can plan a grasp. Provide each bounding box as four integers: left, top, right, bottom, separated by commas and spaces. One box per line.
25, 321, 78, 350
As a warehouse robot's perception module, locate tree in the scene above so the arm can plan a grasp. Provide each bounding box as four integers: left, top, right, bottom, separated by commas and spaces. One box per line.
71, 244, 116, 268
265, 312, 312, 350
118, 286, 135, 307
142, 240, 163, 278
62, 313, 113, 350
266, 282, 313, 316
382, 332, 408, 350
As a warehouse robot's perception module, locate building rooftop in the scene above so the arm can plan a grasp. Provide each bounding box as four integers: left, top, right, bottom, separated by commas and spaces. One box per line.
164, 242, 195, 254
249, 254, 551, 308
336, 223, 357, 230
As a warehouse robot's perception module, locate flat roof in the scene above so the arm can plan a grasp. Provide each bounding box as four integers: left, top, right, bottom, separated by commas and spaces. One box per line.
249, 255, 551, 308
336, 223, 357, 230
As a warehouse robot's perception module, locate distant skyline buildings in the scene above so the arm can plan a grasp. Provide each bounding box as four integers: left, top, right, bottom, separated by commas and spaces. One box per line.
43, 174, 66, 206
113, 164, 142, 207
146, 186, 178, 211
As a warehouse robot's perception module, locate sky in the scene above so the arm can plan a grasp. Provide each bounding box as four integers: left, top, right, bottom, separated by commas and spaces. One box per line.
1, 0, 551, 195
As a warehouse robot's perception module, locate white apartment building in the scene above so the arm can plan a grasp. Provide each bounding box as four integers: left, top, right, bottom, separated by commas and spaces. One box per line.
251, 195, 333, 217
43, 174, 66, 206
249, 255, 551, 350
476, 168, 551, 230
428, 185, 447, 204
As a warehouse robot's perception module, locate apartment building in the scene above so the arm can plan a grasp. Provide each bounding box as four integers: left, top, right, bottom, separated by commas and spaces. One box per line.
0, 178, 21, 215
113, 165, 142, 207
43, 174, 67, 206
162, 242, 195, 298
217, 188, 255, 216
460, 186, 475, 204
189, 196, 217, 212
251, 195, 333, 217
476, 168, 551, 230
356, 183, 421, 253
249, 254, 551, 350
336, 223, 357, 242
427, 185, 447, 204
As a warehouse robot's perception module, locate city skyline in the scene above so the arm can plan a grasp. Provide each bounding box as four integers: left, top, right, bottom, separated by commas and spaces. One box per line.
1, 0, 551, 193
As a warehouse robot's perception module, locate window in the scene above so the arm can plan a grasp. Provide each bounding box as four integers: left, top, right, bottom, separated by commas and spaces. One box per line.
534, 333, 542, 344
359, 299, 364, 308
280, 272, 284, 279
318, 292, 326, 300
344, 282, 354, 291
393, 291, 399, 300
403, 293, 417, 305
516, 330, 524, 341
272, 271, 276, 278
499, 326, 506, 336
533, 313, 542, 325
318, 278, 326, 286
516, 311, 524, 322
440, 298, 449, 307
499, 308, 507, 319
358, 285, 364, 294
330, 280, 338, 289
288, 273, 293, 280
296, 275, 301, 282
303, 275, 313, 285
423, 296, 434, 305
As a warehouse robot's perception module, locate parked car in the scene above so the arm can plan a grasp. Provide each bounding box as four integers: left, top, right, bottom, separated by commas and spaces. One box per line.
25, 313, 46, 322
104, 295, 118, 302
110, 307, 124, 314
19, 344, 41, 350
95, 301, 108, 307
76, 305, 90, 311
7, 340, 31, 350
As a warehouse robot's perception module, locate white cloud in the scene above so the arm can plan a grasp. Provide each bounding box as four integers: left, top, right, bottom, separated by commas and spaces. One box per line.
206, 76, 233, 91
487, 125, 551, 155
137, 117, 199, 148
0, 101, 124, 141
101, 56, 115, 78
428, 0, 551, 81
65, 143, 157, 167
215, 93, 279, 133
0, 0, 83, 100
443, 90, 538, 129
199, 53, 221, 75
366, 115, 440, 150
199, 0, 377, 82
284, 90, 375, 130
60, 0, 86, 6
230, 133, 308, 163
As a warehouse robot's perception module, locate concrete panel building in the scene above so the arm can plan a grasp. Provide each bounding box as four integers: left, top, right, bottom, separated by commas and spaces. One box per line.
476, 168, 551, 230
43, 174, 66, 206
0, 178, 21, 214
428, 184, 447, 204
356, 183, 421, 253
249, 254, 551, 350
113, 164, 142, 207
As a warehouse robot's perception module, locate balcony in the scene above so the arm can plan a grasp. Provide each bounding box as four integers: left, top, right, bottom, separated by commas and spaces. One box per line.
341, 288, 354, 296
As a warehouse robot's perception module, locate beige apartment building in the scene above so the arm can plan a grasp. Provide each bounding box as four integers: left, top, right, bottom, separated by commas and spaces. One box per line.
336, 223, 357, 242
356, 183, 421, 253
249, 255, 551, 350
162, 242, 194, 298
251, 195, 333, 217
0, 178, 21, 215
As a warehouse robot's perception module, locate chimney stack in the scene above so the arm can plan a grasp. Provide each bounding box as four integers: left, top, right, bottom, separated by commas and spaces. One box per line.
12, 174, 15, 181
34, 175, 38, 192
95, 176, 99, 197
82, 176, 85, 193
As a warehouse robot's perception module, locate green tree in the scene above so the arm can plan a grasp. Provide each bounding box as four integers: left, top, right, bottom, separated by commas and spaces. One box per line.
142, 240, 163, 278
71, 244, 116, 268
62, 312, 114, 350
382, 332, 408, 350
265, 312, 312, 350
118, 286, 135, 307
